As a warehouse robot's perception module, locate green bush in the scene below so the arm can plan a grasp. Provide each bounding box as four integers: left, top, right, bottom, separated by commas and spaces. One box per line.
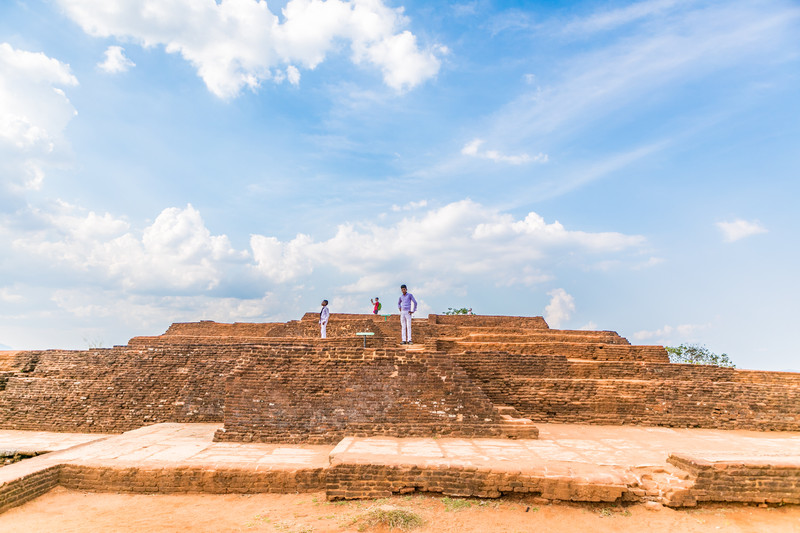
666, 343, 735, 368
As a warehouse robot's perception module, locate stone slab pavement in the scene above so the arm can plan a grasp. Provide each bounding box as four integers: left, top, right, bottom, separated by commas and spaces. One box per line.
1, 422, 799, 507
0, 429, 113, 456
2, 423, 799, 474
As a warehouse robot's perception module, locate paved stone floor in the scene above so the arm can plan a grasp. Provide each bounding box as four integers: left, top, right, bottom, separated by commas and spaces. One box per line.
0, 429, 112, 456
1, 422, 799, 509
2, 423, 800, 474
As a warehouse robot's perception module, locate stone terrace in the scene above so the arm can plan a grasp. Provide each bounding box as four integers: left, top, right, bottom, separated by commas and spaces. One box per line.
0, 313, 798, 438
0, 313, 798, 513
1, 423, 799, 514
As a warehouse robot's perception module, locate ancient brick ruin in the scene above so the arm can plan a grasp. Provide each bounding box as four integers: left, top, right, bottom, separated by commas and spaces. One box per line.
1, 313, 798, 438
0, 313, 799, 510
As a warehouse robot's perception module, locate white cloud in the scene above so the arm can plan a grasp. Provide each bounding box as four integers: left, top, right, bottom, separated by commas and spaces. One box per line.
0, 287, 23, 303
0, 43, 78, 191
52, 288, 277, 324
2, 200, 647, 348
286, 65, 300, 85
250, 199, 645, 285
476, 0, 800, 198
391, 200, 428, 212
461, 138, 547, 165
56, 0, 441, 98
563, 0, 684, 35
716, 219, 767, 242
544, 288, 575, 328
250, 233, 315, 283
98, 45, 135, 73
579, 321, 598, 331
13, 203, 243, 291
632, 323, 709, 342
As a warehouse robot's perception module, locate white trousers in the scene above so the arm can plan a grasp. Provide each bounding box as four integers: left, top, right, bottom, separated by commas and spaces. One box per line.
320, 322, 327, 338
400, 311, 412, 342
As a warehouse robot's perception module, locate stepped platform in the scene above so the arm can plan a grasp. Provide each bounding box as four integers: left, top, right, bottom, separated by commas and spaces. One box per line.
0, 313, 798, 513
1, 423, 798, 515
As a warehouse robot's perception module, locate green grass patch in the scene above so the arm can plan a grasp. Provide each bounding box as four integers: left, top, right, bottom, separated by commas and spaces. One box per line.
442, 497, 473, 512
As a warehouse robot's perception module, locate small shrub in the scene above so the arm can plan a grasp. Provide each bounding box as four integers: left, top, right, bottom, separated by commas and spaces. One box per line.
357, 505, 424, 531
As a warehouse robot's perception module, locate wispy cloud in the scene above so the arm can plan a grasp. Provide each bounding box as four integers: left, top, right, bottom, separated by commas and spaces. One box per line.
461, 138, 547, 165
716, 219, 768, 242
632, 323, 709, 343
463, 0, 800, 198
562, 0, 686, 35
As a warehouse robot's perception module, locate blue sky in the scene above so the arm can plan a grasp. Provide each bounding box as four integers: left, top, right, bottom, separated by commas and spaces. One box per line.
1, 0, 798, 371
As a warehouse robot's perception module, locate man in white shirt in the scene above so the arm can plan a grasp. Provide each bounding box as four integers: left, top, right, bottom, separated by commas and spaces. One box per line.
397, 285, 417, 344
320, 300, 330, 338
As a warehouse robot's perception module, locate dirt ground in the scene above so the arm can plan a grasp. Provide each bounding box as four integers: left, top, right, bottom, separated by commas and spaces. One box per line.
0, 488, 798, 533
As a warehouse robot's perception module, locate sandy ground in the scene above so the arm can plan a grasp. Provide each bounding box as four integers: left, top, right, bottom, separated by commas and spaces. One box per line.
0, 488, 798, 533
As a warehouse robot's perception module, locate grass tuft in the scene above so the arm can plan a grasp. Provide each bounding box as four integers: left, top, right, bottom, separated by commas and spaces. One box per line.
356, 505, 424, 531
442, 497, 473, 512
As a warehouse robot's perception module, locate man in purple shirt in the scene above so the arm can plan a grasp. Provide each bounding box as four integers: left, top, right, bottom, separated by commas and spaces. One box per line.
397, 284, 417, 344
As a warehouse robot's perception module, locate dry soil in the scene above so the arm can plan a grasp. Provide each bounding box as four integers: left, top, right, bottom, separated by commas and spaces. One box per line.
0, 487, 798, 533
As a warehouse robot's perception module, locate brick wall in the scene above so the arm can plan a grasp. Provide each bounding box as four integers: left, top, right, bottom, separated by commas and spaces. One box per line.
0, 346, 241, 433
0, 315, 797, 436
215, 346, 515, 443
451, 352, 800, 430
666, 454, 800, 506
0, 465, 61, 514
325, 462, 628, 502
58, 464, 325, 494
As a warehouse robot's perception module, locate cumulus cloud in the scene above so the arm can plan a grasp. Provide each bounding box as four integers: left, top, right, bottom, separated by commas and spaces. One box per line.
0, 43, 78, 191
13, 203, 243, 291
98, 45, 135, 73
716, 219, 767, 242
461, 138, 547, 165
3, 200, 648, 347
250, 199, 645, 285
56, 0, 441, 98
544, 288, 575, 328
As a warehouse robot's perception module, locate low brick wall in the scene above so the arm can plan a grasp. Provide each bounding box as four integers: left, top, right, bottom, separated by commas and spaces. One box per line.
0, 465, 61, 514
325, 463, 630, 502
59, 464, 325, 494
667, 454, 800, 506
216, 346, 514, 443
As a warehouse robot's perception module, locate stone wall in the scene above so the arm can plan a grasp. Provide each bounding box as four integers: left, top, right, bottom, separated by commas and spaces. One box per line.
215, 345, 522, 443
450, 352, 800, 430
0, 314, 797, 437
0, 346, 241, 433
667, 454, 800, 506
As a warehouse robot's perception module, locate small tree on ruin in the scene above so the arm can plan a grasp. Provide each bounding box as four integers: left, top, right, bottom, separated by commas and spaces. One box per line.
666, 343, 735, 368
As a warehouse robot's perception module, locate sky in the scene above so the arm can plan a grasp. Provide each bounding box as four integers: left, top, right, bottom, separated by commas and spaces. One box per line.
1, 0, 798, 371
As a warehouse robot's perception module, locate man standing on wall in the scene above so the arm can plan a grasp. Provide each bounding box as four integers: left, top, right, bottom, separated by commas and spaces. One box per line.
397, 284, 417, 345
320, 300, 330, 339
